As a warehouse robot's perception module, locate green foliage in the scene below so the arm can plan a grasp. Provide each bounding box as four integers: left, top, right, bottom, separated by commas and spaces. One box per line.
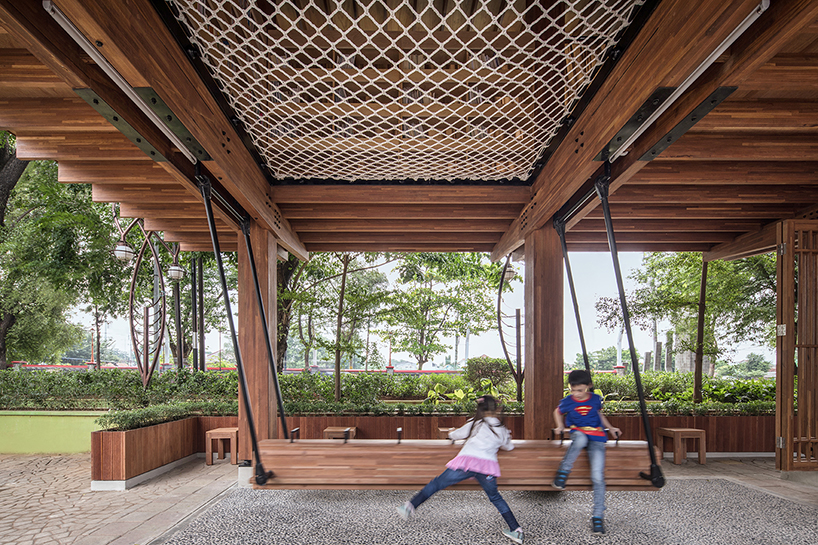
595, 252, 776, 361
384, 253, 501, 369
0, 368, 238, 410
463, 355, 513, 388
715, 352, 772, 379
602, 399, 775, 416
569, 347, 630, 371
95, 400, 239, 431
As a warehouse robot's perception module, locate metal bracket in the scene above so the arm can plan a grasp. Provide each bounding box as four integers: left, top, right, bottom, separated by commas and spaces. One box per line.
639, 86, 737, 161
595, 87, 676, 161
133, 88, 211, 160
777, 243, 787, 256
776, 436, 785, 449
74, 88, 166, 161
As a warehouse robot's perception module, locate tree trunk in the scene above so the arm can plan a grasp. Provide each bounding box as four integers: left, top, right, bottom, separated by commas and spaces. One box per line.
0, 313, 17, 369
694, 260, 709, 403
334, 255, 350, 401
276, 255, 300, 372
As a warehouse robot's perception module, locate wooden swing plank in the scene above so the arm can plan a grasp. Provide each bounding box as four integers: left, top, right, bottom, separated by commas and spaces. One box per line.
254, 439, 661, 491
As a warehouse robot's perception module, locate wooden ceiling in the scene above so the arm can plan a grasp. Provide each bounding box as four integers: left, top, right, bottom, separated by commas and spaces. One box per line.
2, 1, 818, 261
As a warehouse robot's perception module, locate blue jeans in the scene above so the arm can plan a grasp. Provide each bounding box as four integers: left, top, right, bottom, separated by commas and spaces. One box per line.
558, 431, 607, 518
410, 468, 520, 530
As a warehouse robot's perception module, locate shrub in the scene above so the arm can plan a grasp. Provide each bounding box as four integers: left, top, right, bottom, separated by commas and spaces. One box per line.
463, 356, 512, 389
95, 400, 239, 431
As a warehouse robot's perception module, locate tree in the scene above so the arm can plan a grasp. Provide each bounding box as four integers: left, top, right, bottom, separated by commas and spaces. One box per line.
281, 252, 392, 400
596, 252, 776, 373
570, 346, 630, 371
385, 253, 501, 370
0, 140, 130, 368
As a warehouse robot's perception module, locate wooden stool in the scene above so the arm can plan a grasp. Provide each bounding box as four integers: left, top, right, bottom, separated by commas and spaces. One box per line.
206, 427, 238, 465
323, 426, 357, 440
656, 427, 706, 465
438, 427, 455, 439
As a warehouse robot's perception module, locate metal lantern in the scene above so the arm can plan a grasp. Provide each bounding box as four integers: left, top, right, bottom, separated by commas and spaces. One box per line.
167, 264, 186, 281
503, 264, 516, 283
114, 242, 135, 263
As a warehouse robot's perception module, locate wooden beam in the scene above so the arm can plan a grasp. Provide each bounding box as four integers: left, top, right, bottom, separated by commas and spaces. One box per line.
630, 161, 818, 185
58, 160, 178, 183
119, 203, 206, 219
584, 203, 800, 220
0, 49, 72, 97
491, 0, 765, 260
162, 231, 235, 244
560, 0, 818, 233
658, 133, 818, 161
54, 0, 307, 260
693, 99, 818, 132
297, 232, 501, 244
0, 1, 244, 243
565, 242, 714, 252
270, 185, 531, 204
738, 54, 818, 91
288, 218, 513, 232
565, 231, 738, 245
570, 218, 764, 233
703, 221, 778, 261
142, 218, 233, 233
180, 242, 238, 252
611, 184, 818, 204
14, 132, 150, 161
278, 203, 522, 220
305, 243, 496, 252
0, 97, 114, 132
91, 184, 199, 204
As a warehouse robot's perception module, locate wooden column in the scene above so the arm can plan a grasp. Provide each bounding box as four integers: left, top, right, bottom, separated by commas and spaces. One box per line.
524, 226, 563, 439
237, 223, 278, 461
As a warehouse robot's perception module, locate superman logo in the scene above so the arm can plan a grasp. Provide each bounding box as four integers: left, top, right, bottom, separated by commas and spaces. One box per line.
575, 405, 592, 416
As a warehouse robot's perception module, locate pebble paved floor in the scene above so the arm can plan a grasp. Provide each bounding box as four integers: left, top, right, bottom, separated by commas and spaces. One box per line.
1, 453, 816, 545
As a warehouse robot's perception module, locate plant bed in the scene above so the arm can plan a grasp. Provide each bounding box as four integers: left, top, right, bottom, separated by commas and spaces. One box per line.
91, 415, 237, 488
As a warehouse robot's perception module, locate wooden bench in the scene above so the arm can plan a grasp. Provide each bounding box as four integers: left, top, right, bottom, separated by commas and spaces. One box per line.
254, 439, 661, 491
205, 427, 238, 465
656, 427, 706, 465
323, 426, 357, 440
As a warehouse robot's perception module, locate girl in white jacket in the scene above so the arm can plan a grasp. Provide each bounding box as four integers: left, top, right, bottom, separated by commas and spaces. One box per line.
396, 395, 524, 544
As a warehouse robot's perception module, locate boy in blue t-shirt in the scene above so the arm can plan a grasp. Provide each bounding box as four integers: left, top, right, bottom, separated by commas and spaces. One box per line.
552, 370, 620, 535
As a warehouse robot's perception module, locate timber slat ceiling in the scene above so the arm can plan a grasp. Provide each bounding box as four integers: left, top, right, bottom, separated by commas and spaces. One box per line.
2, 1, 818, 256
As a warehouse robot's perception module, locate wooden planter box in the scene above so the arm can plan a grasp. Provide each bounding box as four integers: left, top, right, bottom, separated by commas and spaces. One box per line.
91, 415, 237, 483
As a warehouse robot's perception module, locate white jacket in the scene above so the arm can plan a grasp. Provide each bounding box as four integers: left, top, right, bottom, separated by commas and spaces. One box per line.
449, 416, 513, 463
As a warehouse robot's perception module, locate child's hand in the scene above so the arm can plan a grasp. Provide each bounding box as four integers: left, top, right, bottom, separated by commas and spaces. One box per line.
553, 426, 565, 435
608, 427, 621, 439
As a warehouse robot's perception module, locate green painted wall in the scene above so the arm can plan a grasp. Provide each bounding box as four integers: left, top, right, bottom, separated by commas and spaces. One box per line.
0, 411, 104, 454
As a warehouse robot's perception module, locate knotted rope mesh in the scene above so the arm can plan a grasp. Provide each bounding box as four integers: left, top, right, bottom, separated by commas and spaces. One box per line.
170, 1, 644, 182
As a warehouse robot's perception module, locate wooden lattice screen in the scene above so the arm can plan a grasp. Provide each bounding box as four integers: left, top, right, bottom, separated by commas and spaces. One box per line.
776, 220, 818, 471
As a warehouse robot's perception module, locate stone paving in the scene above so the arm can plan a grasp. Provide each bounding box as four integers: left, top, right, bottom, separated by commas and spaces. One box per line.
0, 453, 815, 545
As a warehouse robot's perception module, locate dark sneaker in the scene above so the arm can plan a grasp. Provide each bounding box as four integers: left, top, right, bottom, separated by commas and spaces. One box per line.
552, 470, 569, 490
591, 517, 606, 535
502, 528, 524, 544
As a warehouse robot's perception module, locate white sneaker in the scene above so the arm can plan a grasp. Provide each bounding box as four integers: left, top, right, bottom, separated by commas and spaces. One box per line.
396, 502, 414, 521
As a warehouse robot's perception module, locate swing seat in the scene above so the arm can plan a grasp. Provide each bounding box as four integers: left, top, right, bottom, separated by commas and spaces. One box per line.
253, 439, 661, 491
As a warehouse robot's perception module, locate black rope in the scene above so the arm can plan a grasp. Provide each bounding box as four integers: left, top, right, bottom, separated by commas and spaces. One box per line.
240, 220, 290, 440
594, 161, 664, 488
196, 165, 273, 486
554, 217, 592, 377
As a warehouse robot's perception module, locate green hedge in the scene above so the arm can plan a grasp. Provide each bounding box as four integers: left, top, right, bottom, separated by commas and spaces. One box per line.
0, 368, 237, 410
95, 400, 239, 431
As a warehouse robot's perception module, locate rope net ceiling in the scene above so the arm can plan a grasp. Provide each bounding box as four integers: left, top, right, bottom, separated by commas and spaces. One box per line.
170, 1, 645, 183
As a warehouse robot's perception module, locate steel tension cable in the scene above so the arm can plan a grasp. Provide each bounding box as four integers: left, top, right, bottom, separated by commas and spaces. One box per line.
594, 161, 664, 488
196, 166, 273, 485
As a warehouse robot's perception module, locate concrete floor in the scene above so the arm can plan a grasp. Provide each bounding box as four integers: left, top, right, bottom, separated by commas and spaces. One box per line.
0, 452, 815, 545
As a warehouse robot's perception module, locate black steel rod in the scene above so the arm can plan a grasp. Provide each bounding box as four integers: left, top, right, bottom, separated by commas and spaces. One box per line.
241, 222, 290, 440
197, 256, 205, 371
595, 164, 664, 488
190, 260, 198, 371
198, 173, 273, 485
554, 218, 591, 375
